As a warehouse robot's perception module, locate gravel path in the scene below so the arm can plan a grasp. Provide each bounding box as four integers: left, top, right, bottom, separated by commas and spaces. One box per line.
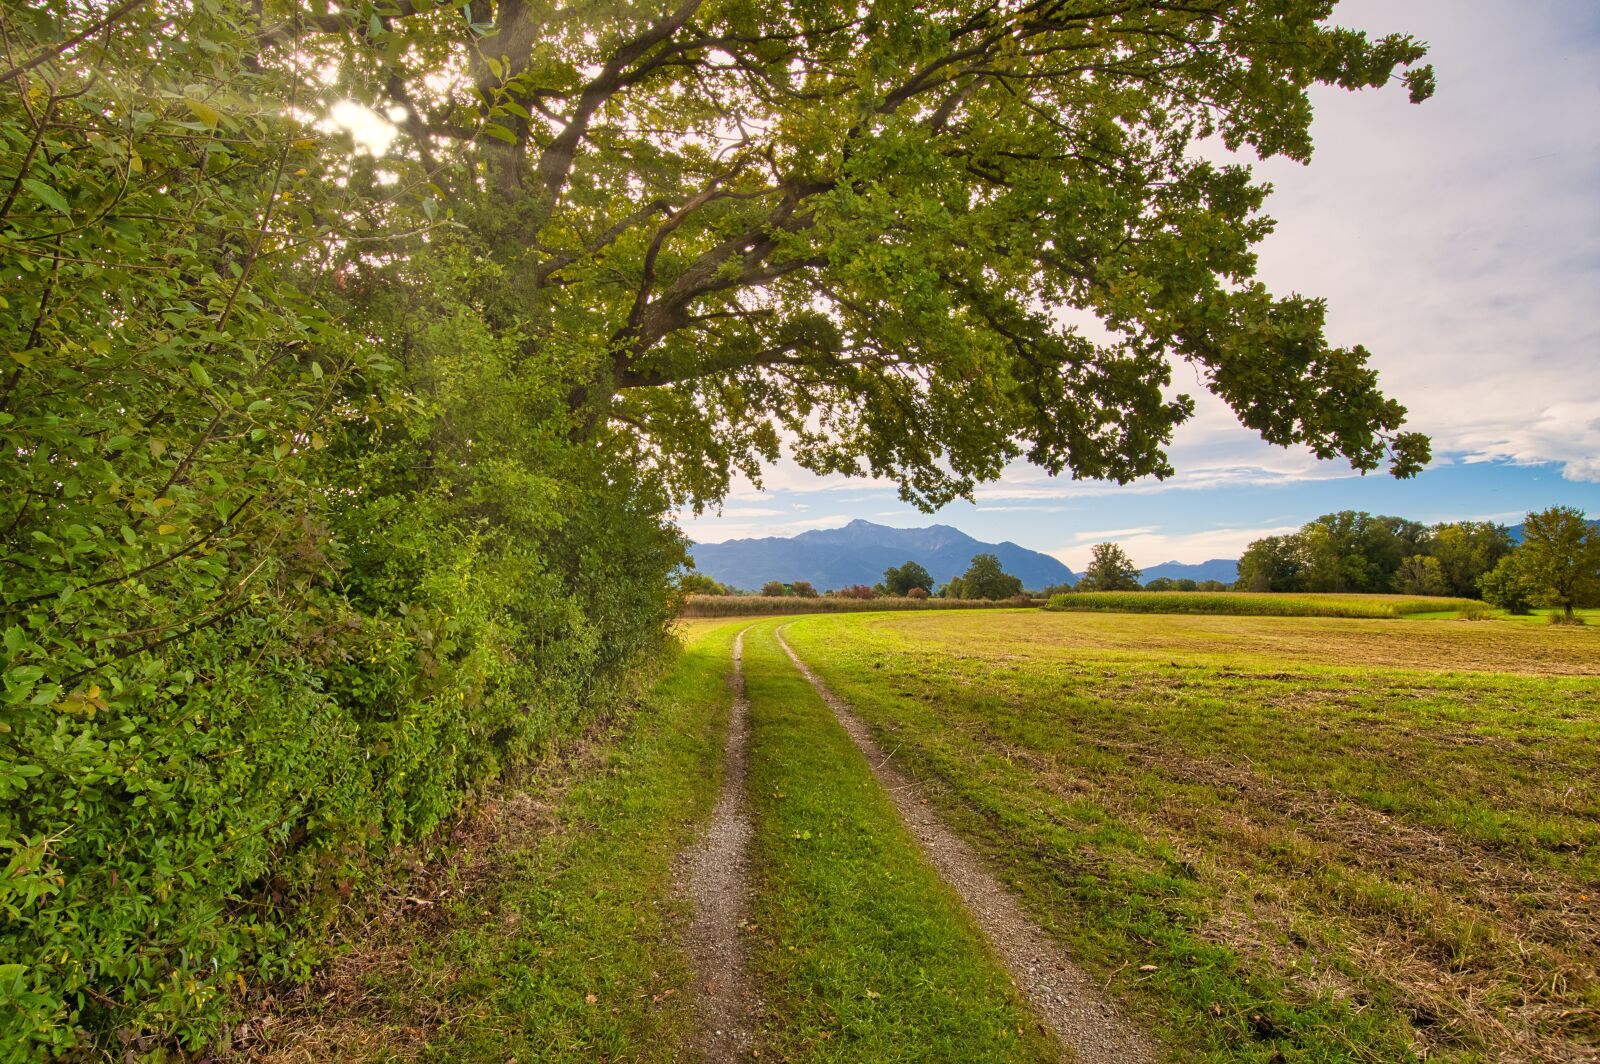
776, 626, 1160, 1064
676, 628, 761, 1061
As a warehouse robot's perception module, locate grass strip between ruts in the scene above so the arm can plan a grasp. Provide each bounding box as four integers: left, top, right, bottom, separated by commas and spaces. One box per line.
267, 620, 744, 1062
739, 620, 1063, 1063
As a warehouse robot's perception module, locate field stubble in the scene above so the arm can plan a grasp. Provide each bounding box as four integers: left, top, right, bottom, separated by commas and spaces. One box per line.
782, 610, 1600, 1062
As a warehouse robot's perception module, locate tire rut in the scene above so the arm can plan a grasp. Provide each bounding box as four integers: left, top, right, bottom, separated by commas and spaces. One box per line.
677, 627, 761, 1061
775, 626, 1159, 1064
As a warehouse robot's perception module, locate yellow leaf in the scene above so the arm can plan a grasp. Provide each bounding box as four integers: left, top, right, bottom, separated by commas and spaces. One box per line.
185, 98, 221, 128
152, 497, 175, 510
157, 524, 177, 535
292, 137, 317, 150
129, 152, 144, 173
8, 350, 33, 367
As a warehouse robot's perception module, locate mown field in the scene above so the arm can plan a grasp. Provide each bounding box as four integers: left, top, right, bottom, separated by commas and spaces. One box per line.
782, 610, 1600, 1062
254, 611, 1597, 1063
1044, 590, 1482, 618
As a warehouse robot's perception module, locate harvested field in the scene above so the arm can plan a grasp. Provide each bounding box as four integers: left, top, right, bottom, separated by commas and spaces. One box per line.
781, 610, 1600, 1062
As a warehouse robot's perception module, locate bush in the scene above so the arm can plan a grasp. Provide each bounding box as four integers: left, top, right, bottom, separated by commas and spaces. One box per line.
835, 584, 877, 600
1478, 556, 1532, 615
906, 587, 930, 601
791, 581, 820, 598
761, 580, 789, 597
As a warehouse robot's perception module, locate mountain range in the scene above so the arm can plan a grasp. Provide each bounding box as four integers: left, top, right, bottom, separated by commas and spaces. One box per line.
688, 520, 1075, 592
1138, 558, 1240, 584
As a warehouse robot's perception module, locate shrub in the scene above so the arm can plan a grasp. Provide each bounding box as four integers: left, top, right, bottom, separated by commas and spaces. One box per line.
906, 587, 930, 601
761, 580, 789, 597
836, 584, 877, 600
791, 581, 820, 598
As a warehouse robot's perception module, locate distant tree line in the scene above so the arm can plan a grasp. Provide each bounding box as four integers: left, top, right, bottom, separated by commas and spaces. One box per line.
679, 554, 1030, 602
1235, 506, 1597, 619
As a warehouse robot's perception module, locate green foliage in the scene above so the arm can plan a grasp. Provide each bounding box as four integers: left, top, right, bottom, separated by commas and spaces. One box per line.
1394, 554, 1446, 596
882, 560, 933, 596
956, 553, 1023, 601
1237, 535, 1305, 593
1479, 555, 1533, 615
1516, 507, 1600, 621
1045, 592, 1476, 619
0, 0, 1452, 1051
1239, 513, 1515, 598
261, 0, 1436, 511
678, 572, 731, 596
1429, 521, 1514, 597
761, 580, 789, 597
790, 580, 819, 599
1077, 543, 1142, 592
0, 6, 681, 1056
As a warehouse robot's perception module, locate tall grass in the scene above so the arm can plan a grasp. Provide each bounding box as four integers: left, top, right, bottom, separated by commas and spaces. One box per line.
679, 595, 1032, 617
1043, 591, 1480, 619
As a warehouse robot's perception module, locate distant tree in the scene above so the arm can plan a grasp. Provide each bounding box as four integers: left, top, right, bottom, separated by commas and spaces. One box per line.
1428, 521, 1514, 598
760, 580, 788, 597
1040, 582, 1075, 598
1077, 543, 1141, 592
791, 581, 819, 598
883, 560, 935, 596
939, 578, 965, 599
1174, 578, 1199, 592
959, 553, 1024, 600
1517, 506, 1600, 622
1298, 511, 1425, 593
1236, 534, 1304, 592
1196, 580, 1229, 592
835, 584, 877, 600
1478, 555, 1532, 615
906, 587, 930, 601
678, 572, 730, 596
1394, 554, 1447, 596
1144, 577, 1178, 591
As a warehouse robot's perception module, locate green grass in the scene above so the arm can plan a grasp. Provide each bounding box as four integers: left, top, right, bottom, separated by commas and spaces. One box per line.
780, 610, 1600, 1062
739, 621, 1061, 1062
681, 594, 1032, 617
1045, 591, 1479, 618
262, 621, 746, 1062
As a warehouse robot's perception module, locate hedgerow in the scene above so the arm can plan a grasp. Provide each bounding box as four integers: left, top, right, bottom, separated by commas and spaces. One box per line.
0, 8, 679, 1056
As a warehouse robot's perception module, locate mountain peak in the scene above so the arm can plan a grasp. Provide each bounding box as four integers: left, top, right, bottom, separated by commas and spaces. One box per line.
689, 522, 1072, 591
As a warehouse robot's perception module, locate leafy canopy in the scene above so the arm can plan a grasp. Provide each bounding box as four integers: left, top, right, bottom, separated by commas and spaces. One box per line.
883, 560, 934, 596
957, 553, 1024, 600
263, 0, 1436, 510
1077, 542, 1141, 592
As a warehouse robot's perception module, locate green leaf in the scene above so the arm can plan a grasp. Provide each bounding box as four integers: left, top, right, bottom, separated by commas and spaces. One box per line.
481, 123, 517, 144
20, 179, 70, 215
190, 362, 212, 388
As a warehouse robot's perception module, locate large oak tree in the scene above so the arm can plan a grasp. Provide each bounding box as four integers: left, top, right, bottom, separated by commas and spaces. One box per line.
267, 0, 1435, 509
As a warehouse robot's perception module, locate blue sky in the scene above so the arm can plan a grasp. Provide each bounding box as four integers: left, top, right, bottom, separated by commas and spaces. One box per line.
679, 0, 1600, 571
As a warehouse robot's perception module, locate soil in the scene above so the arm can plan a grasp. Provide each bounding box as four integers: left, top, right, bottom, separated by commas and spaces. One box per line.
676, 627, 762, 1061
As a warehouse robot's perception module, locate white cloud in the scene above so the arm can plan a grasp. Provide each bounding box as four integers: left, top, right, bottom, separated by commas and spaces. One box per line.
1050, 525, 1300, 572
